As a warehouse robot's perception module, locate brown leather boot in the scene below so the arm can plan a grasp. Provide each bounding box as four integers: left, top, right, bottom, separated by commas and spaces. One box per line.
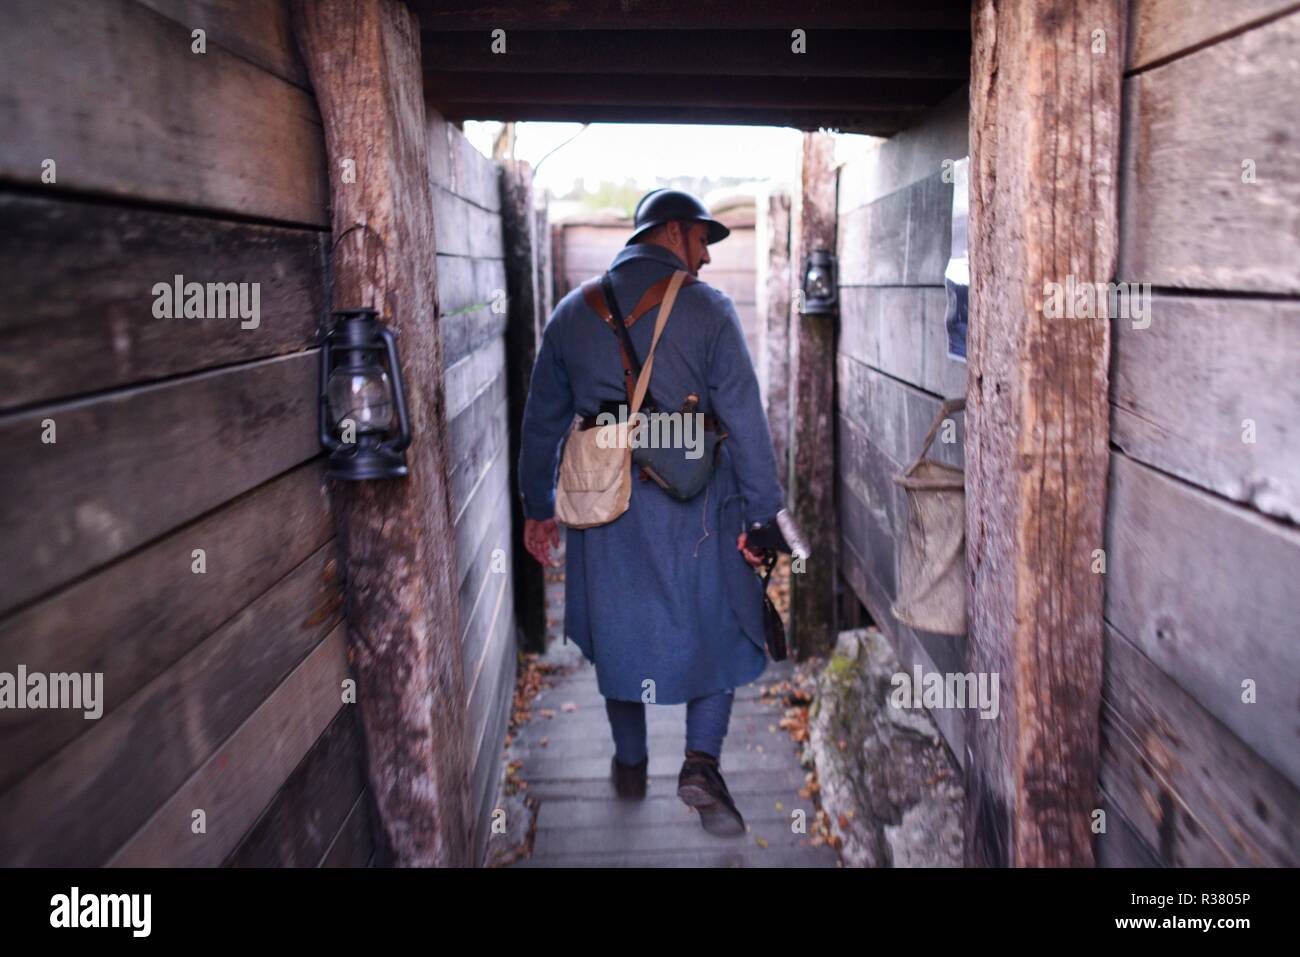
677, 750, 745, 836
611, 754, 648, 799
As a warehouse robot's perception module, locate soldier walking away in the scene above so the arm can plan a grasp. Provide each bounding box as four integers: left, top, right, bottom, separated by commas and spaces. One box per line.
519, 188, 786, 836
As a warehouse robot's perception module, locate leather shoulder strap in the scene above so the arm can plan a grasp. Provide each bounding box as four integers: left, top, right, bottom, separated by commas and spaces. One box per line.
581, 272, 700, 328
581, 270, 700, 404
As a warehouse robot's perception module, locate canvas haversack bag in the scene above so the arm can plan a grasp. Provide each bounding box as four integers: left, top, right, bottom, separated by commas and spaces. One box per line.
554, 269, 688, 529
891, 398, 967, 635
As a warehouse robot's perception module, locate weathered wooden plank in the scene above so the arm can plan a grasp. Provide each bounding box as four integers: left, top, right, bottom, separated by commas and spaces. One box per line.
447, 122, 502, 213
757, 189, 792, 470
435, 253, 508, 317
551, 223, 570, 301
1094, 791, 1162, 868
1110, 296, 1300, 523
0, 462, 333, 794
137, 0, 309, 87
410, 1, 972, 31
464, 551, 511, 713
839, 285, 966, 399
459, 534, 510, 693
442, 305, 508, 371
838, 477, 898, 600
561, 225, 756, 274
838, 86, 969, 215
1127, 0, 1298, 71
434, 186, 505, 259
964, 0, 1123, 867
518, 843, 837, 869
1119, 13, 1300, 292
0, 544, 343, 866
295, 0, 471, 866
110, 624, 350, 867
1104, 452, 1300, 789
448, 385, 509, 513
422, 28, 970, 79
426, 109, 452, 191
467, 586, 515, 864
1100, 623, 1300, 866
838, 171, 953, 286
0, 194, 327, 410
469, 591, 515, 833
455, 477, 513, 643
838, 413, 902, 532
224, 705, 366, 867
0, 351, 320, 614
445, 336, 507, 422
426, 72, 956, 115
321, 791, 376, 867
836, 353, 964, 470
696, 271, 756, 306
0, 0, 327, 225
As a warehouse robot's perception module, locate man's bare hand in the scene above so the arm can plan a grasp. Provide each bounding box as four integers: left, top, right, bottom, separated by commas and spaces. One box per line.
736, 531, 766, 569
525, 517, 561, 567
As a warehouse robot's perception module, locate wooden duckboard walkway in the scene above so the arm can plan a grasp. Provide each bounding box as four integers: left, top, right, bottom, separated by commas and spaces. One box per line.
509, 641, 841, 868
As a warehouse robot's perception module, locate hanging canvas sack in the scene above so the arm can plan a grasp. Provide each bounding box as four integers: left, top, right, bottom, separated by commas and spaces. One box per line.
554, 270, 688, 529
891, 398, 967, 635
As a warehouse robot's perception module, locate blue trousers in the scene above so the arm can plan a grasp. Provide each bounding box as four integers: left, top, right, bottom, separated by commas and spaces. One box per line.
605, 688, 735, 765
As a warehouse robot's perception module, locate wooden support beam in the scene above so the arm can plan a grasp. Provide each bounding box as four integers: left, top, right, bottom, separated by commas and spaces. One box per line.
756, 187, 792, 484
421, 29, 971, 78
293, 0, 471, 867
426, 73, 959, 111
499, 158, 546, 653
964, 0, 1125, 867
408, 0, 974, 31
787, 133, 838, 659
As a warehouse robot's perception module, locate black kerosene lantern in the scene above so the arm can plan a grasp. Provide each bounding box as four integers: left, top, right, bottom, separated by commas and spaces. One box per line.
801, 249, 838, 316
318, 307, 412, 480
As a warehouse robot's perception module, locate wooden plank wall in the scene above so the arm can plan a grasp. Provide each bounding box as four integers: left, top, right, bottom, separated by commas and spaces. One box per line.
554, 211, 762, 366
426, 112, 518, 868
835, 88, 970, 760
0, 0, 375, 866
1096, 0, 1300, 867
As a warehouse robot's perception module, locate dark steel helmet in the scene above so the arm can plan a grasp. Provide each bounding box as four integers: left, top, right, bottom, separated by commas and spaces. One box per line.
625, 188, 731, 246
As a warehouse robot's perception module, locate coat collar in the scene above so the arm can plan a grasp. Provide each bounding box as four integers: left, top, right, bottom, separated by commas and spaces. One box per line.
610, 242, 688, 273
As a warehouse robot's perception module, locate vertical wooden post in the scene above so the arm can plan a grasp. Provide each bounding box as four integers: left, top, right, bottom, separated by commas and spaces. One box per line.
550, 223, 568, 301
500, 158, 546, 652
965, 0, 1124, 866
293, 0, 471, 867
788, 133, 838, 659
757, 187, 792, 473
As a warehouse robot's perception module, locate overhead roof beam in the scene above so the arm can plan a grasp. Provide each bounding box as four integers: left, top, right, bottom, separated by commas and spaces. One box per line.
420, 29, 971, 79
426, 73, 961, 111
408, 0, 973, 31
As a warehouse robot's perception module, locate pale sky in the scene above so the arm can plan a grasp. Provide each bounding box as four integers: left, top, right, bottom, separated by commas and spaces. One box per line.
464, 120, 873, 198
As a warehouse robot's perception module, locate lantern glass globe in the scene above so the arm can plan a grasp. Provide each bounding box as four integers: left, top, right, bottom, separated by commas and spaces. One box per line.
327, 368, 395, 432
806, 266, 832, 299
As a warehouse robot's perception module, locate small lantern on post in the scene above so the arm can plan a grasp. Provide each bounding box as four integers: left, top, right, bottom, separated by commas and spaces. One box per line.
800, 249, 838, 315
318, 307, 412, 480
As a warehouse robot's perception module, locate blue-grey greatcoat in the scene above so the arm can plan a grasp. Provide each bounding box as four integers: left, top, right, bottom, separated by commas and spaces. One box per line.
518, 242, 785, 705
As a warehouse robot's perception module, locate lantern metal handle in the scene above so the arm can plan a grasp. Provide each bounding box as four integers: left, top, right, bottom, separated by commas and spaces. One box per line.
380, 325, 412, 452
318, 335, 343, 452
